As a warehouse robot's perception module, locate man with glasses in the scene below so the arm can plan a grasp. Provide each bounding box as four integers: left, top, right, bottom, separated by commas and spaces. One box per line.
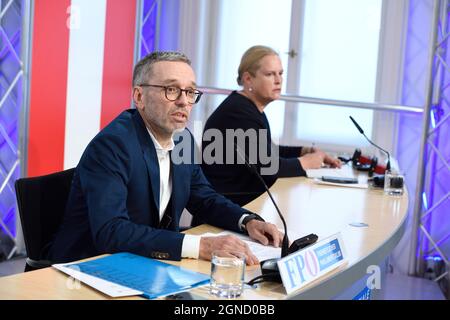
49, 52, 282, 265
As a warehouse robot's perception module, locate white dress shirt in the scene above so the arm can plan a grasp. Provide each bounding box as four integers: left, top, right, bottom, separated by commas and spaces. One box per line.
146, 128, 201, 259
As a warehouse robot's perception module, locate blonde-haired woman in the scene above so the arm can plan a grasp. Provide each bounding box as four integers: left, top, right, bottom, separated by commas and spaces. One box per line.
199, 45, 341, 210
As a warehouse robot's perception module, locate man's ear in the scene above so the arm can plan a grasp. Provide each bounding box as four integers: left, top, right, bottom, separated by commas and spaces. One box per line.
133, 86, 144, 110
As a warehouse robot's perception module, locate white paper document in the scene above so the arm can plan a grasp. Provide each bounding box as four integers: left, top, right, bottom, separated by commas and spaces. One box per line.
202, 231, 281, 261
307, 164, 368, 189
53, 263, 143, 298
306, 166, 355, 179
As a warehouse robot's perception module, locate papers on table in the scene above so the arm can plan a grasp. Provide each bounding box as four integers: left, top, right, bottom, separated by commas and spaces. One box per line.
202, 231, 282, 261
53, 253, 210, 299
306, 166, 355, 179
53, 262, 142, 298
306, 165, 368, 189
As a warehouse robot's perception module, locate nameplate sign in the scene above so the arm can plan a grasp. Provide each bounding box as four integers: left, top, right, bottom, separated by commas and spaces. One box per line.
277, 233, 347, 295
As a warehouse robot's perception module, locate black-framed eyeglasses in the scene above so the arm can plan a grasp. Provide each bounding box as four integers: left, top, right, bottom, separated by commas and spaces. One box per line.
139, 84, 203, 104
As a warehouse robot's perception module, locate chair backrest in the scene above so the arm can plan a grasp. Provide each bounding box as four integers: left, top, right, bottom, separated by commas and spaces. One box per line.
14, 168, 75, 270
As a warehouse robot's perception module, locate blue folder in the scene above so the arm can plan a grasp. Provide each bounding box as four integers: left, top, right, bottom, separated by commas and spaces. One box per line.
66, 252, 210, 299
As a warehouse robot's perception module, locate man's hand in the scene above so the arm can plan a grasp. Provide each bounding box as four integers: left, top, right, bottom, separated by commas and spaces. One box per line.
246, 220, 283, 248
199, 235, 259, 265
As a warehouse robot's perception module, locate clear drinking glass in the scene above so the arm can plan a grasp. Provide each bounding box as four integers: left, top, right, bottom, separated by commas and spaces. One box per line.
209, 250, 245, 298
384, 170, 404, 196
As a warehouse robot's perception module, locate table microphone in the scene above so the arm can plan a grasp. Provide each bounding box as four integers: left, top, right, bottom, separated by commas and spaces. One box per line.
234, 142, 319, 285
349, 116, 391, 172
233, 143, 319, 284
233, 143, 290, 258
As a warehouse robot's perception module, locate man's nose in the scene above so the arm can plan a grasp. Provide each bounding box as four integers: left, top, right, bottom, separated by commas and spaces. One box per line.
175, 91, 189, 106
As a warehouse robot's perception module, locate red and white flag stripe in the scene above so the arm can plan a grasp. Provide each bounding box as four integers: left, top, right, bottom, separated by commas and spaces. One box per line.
27, 0, 137, 177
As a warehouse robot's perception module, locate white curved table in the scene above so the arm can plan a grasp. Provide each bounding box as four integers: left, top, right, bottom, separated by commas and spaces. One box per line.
241, 176, 409, 299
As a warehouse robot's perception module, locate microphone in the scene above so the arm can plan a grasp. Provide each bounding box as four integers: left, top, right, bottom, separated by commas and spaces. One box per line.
349, 116, 391, 171
234, 142, 318, 285
233, 142, 290, 257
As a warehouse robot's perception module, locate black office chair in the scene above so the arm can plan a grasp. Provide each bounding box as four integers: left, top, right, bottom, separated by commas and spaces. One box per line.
14, 168, 75, 272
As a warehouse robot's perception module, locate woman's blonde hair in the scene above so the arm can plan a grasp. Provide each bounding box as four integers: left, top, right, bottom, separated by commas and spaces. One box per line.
237, 45, 278, 86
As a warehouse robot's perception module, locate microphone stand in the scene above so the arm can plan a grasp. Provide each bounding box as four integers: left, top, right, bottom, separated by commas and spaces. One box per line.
234, 143, 318, 284
349, 116, 391, 172
234, 144, 290, 257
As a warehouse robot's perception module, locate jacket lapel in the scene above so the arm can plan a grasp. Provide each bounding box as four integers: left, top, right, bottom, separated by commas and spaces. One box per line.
133, 111, 160, 214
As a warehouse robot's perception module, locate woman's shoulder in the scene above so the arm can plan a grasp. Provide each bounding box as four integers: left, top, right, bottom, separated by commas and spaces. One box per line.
218, 91, 261, 116
206, 93, 265, 130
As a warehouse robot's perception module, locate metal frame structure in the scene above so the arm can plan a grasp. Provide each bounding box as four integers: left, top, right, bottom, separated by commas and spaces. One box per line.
198, 86, 424, 115
131, 0, 160, 108
0, 0, 23, 260
139, 0, 161, 59
409, 0, 450, 298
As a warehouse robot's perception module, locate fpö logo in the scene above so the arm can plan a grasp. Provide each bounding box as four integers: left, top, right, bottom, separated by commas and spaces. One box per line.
277, 234, 347, 295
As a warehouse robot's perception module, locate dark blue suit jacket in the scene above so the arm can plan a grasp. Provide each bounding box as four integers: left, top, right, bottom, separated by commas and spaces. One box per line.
49, 109, 248, 263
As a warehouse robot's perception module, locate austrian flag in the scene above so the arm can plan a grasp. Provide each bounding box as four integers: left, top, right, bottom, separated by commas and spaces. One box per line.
27, 0, 137, 177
